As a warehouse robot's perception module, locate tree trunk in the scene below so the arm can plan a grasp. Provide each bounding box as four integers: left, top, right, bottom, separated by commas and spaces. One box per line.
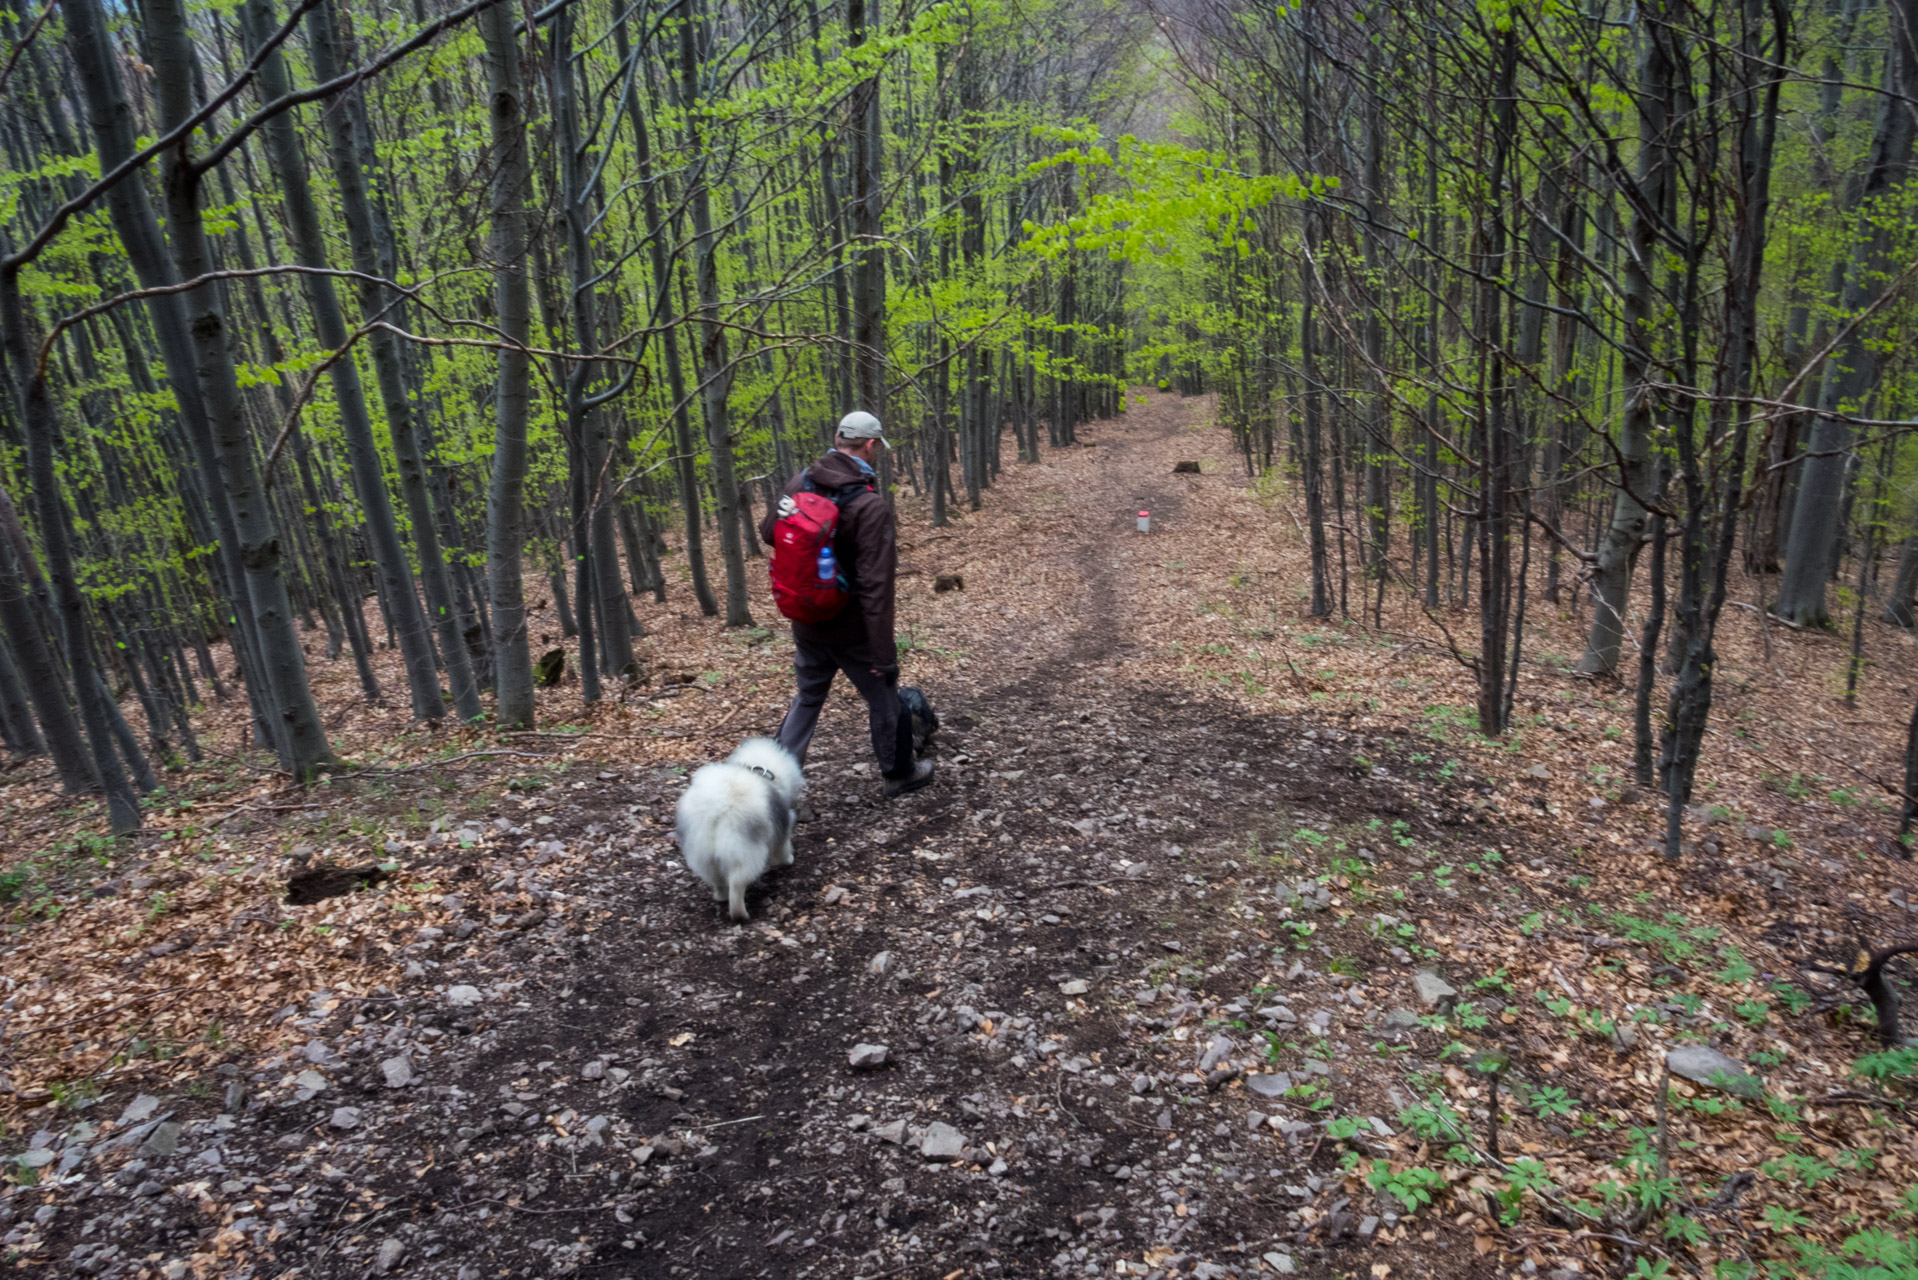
480, 0, 536, 728
678, 1, 754, 628
848, 0, 888, 425
1577, 15, 1672, 676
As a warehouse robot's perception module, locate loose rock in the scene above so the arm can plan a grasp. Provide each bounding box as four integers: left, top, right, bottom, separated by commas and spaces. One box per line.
1413, 970, 1457, 1009
375, 1237, 407, 1273
920, 1121, 966, 1160
1665, 1046, 1763, 1099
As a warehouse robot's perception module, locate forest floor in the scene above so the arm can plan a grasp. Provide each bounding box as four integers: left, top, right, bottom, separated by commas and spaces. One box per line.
2, 390, 1917, 1280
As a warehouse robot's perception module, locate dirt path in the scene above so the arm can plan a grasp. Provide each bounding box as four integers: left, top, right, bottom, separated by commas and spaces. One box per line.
11, 398, 1510, 1280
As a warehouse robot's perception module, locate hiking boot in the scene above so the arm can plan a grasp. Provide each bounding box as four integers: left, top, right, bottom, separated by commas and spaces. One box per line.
882, 760, 936, 799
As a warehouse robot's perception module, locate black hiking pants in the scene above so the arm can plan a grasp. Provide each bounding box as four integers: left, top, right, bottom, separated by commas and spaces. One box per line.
774, 631, 914, 781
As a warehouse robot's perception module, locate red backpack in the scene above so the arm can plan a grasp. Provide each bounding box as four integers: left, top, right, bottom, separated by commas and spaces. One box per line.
769, 475, 866, 623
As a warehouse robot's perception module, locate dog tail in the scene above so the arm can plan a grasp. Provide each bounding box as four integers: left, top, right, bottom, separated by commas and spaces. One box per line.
727, 877, 749, 922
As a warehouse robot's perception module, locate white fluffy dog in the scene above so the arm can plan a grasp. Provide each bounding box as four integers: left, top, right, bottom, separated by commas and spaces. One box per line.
675, 738, 805, 922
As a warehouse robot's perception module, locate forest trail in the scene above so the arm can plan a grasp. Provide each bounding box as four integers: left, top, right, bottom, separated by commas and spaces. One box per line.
9, 394, 1472, 1279
6, 394, 1914, 1280
375, 391, 1428, 1279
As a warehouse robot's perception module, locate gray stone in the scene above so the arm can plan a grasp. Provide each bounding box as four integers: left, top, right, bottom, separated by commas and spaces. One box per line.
1246, 1072, 1293, 1099
1263, 1252, 1295, 1274
293, 1069, 328, 1098
1384, 1008, 1421, 1030
303, 1039, 342, 1068
1198, 1034, 1235, 1072
375, 1237, 406, 1273
15, 1149, 55, 1170
1058, 979, 1089, 996
1665, 1046, 1763, 1099
445, 985, 484, 1007
223, 1082, 248, 1113
1257, 1004, 1297, 1024
142, 1122, 181, 1157
1359, 1215, 1379, 1237
920, 1121, 967, 1160
330, 1106, 362, 1130
380, 1057, 415, 1089
872, 1119, 908, 1145
1131, 1074, 1153, 1095
580, 1060, 606, 1081
132, 1181, 164, 1199
868, 951, 892, 976
848, 1043, 890, 1070
117, 1095, 160, 1126
1413, 970, 1457, 1009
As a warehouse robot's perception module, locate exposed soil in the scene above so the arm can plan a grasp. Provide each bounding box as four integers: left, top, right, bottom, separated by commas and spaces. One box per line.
3, 392, 1915, 1280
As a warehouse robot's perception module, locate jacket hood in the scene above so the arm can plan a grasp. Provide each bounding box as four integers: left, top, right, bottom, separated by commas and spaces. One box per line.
809, 451, 876, 490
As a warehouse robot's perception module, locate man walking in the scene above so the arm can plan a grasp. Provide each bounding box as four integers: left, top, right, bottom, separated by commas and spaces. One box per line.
761, 411, 935, 798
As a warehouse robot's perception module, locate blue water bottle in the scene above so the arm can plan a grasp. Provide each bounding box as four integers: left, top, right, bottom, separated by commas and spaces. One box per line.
817, 543, 837, 583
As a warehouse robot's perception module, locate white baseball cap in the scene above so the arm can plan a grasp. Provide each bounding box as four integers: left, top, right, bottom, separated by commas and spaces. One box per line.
836, 410, 888, 447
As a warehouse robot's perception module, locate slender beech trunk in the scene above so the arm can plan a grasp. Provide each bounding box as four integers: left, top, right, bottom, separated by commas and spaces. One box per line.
848, 0, 887, 425
679, 0, 754, 627
480, 0, 535, 728
1658, 0, 1788, 856
1578, 15, 1673, 676
1475, 30, 1518, 736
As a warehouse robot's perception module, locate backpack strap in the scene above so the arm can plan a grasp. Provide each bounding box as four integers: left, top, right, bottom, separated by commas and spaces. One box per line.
799, 468, 872, 509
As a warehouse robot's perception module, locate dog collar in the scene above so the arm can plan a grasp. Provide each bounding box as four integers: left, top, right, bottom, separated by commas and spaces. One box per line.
745, 765, 776, 782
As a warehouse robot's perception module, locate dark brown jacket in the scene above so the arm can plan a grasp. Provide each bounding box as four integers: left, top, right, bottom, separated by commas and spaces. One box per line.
759, 450, 898, 673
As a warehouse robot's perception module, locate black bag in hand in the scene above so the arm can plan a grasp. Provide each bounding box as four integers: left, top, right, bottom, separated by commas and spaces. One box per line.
898, 686, 939, 756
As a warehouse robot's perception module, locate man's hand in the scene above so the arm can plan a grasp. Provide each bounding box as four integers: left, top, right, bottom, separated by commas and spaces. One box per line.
870, 666, 898, 685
